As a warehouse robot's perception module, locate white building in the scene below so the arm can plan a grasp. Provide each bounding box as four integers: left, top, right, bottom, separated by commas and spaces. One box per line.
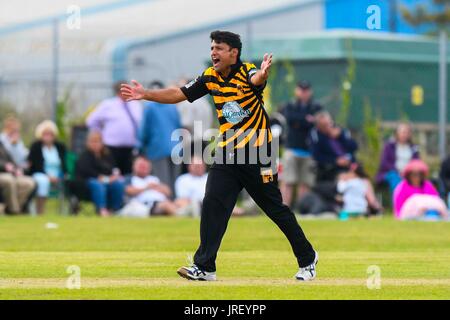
0, 0, 325, 117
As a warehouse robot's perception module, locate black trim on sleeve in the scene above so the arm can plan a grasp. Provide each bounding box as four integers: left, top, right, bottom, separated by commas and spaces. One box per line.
246, 65, 266, 105
180, 75, 209, 103
247, 66, 266, 93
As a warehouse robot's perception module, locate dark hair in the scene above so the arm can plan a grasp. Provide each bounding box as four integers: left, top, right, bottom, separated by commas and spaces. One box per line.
210, 30, 242, 59
148, 80, 165, 89
405, 171, 425, 187
353, 163, 369, 179
297, 80, 312, 90
113, 80, 127, 95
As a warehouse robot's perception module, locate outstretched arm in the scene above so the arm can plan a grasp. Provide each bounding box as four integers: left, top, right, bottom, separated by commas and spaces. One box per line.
120, 80, 187, 104
250, 53, 273, 87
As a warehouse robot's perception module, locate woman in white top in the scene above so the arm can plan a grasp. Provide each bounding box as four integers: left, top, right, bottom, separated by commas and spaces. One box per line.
27, 121, 66, 214
337, 163, 381, 220
376, 123, 420, 192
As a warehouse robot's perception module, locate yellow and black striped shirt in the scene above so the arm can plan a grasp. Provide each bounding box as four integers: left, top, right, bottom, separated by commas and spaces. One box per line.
180, 61, 272, 150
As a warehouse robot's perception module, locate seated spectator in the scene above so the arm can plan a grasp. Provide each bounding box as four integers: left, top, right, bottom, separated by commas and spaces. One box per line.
76, 131, 125, 217
310, 111, 358, 182
393, 160, 448, 220
439, 154, 450, 208
86, 80, 142, 175
0, 116, 29, 170
120, 156, 182, 217
175, 155, 208, 217
0, 140, 35, 214
337, 163, 381, 220
376, 123, 419, 192
28, 120, 66, 214
0, 192, 4, 215
295, 181, 338, 216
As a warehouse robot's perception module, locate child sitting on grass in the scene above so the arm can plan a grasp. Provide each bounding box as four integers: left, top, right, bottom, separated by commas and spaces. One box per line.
337, 163, 381, 220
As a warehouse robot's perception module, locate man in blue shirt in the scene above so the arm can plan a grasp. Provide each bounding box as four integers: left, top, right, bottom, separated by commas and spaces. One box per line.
140, 81, 182, 194
310, 111, 358, 182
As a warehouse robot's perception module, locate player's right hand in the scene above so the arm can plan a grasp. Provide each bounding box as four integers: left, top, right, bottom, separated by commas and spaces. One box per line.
120, 80, 145, 101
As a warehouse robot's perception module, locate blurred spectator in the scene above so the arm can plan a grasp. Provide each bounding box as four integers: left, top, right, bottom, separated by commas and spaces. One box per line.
376, 123, 419, 192
0, 193, 4, 215
176, 78, 213, 143
175, 155, 208, 217
310, 112, 358, 182
439, 154, 450, 208
0, 116, 29, 170
120, 156, 182, 217
393, 160, 448, 220
28, 120, 66, 214
279, 81, 322, 207
337, 163, 381, 220
296, 182, 338, 216
76, 131, 125, 217
0, 140, 35, 214
140, 81, 182, 193
86, 80, 142, 175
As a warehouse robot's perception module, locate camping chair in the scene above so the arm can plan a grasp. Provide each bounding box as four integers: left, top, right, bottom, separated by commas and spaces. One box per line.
64, 125, 93, 215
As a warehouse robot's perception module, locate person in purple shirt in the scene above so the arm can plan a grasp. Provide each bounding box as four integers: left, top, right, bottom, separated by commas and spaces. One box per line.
375, 123, 420, 192
86, 81, 142, 175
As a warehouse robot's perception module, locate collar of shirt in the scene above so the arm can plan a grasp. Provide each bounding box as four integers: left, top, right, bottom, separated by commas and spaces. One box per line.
218, 59, 243, 81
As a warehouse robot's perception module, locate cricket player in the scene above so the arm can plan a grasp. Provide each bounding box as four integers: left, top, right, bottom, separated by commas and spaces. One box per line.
121, 30, 318, 281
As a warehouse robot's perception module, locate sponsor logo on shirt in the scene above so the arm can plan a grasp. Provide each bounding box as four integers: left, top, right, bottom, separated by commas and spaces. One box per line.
222, 101, 251, 124
185, 78, 198, 89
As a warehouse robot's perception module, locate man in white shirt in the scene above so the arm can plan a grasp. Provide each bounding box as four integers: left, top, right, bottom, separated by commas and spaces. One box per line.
175, 155, 208, 217
120, 156, 177, 217
0, 116, 29, 170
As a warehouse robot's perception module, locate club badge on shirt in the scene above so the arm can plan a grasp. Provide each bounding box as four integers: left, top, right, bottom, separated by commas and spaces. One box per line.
260, 168, 274, 184
236, 84, 244, 97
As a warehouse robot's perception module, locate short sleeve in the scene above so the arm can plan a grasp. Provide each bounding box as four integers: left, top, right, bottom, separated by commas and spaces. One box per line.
246, 63, 258, 80
246, 63, 266, 92
180, 75, 209, 103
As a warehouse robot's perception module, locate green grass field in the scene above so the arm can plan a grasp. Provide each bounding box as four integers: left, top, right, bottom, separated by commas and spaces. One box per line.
0, 212, 449, 300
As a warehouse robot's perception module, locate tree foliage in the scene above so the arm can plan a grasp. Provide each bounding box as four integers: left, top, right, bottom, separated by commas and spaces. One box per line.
401, 0, 450, 33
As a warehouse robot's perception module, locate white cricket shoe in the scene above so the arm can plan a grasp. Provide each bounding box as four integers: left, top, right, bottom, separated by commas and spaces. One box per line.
177, 264, 217, 281
295, 251, 319, 281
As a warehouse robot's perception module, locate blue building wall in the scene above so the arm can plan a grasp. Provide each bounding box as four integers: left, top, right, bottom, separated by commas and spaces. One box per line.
325, 0, 433, 34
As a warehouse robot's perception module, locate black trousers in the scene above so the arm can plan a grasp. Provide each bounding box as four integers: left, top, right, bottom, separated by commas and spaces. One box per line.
107, 146, 134, 175
193, 163, 315, 272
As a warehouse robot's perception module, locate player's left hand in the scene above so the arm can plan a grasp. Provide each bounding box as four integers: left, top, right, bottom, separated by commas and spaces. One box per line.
260, 53, 273, 79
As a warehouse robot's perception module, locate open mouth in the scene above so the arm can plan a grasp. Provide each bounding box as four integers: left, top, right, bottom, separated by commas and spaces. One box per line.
212, 57, 220, 67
